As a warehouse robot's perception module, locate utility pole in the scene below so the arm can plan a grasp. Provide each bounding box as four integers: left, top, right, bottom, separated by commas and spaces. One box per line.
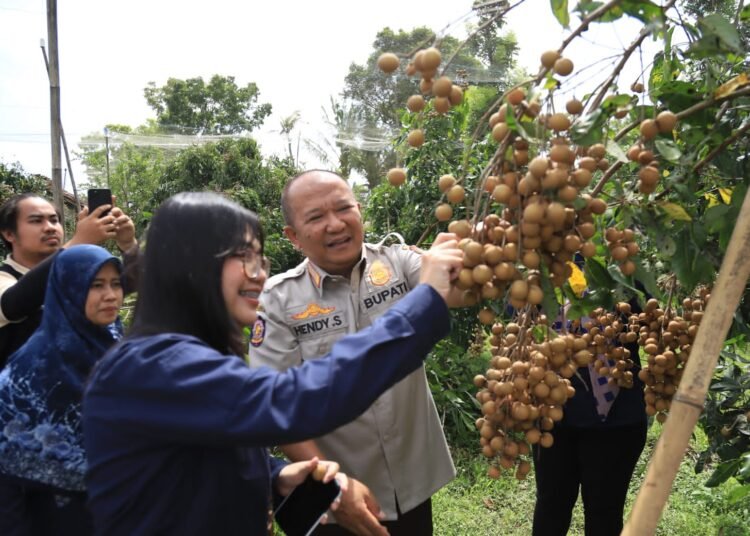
40, 40, 80, 213
46, 0, 64, 224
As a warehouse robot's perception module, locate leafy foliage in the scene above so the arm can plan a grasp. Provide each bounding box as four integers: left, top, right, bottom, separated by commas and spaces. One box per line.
143, 75, 272, 134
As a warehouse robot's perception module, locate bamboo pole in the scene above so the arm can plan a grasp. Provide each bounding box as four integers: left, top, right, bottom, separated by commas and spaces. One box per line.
622, 187, 750, 535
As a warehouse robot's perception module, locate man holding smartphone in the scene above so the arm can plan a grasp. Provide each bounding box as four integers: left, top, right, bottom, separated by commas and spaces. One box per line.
0, 193, 137, 369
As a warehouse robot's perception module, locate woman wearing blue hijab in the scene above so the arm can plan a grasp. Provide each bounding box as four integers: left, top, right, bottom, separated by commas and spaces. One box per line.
0, 245, 123, 535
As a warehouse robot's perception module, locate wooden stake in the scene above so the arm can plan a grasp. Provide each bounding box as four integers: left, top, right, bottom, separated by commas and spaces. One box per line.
622, 187, 750, 535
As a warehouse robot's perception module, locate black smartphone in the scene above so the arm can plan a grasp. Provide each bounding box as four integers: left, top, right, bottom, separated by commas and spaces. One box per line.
87, 188, 112, 217
274, 475, 341, 536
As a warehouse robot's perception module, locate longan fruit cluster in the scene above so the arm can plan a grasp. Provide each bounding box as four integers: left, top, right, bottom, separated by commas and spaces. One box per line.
629, 291, 708, 422
628, 111, 679, 194
604, 227, 640, 276
379, 46, 464, 185
580, 303, 636, 388
474, 317, 581, 479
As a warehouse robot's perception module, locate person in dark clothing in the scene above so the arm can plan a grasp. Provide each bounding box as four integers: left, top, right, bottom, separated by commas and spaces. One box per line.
0, 193, 137, 369
82, 192, 463, 536
532, 303, 647, 536
0, 245, 124, 536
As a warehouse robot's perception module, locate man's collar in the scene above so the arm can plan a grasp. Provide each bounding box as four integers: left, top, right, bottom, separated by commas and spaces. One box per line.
305, 247, 368, 296
4, 254, 31, 275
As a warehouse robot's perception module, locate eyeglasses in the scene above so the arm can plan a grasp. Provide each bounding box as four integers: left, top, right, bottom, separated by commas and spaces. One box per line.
231, 250, 271, 279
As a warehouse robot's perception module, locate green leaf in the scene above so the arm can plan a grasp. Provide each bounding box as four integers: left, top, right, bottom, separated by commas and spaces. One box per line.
541, 269, 562, 321
584, 257, 615, 289
633, 259, 661, 300
659, 202, 692, 222
654, 139, 682, 162
738, 452, 750, 481
727, 483, 750, 503
705, 459, 741, 487
741, 5, 750, 23
605, 140, 629, 163
550, 0, 570, 28
570, 110, 606, 146
619, 0, 663, 24
688, 14, 744, 57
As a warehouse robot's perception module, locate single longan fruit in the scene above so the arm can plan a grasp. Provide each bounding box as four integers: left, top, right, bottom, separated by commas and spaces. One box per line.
312, 464, 327, 481
438, 174, 456, 192
376, 53, 400, 73
656, 110, 678, 133
435, 203, 453, 222
541, 50, 560, 69
407, 129, 425, 147
446, 185, 466, 204
507, 87, 525, 106
449, 85, 463, 106
432, 76, 453, 98
547, 113, 571, 132
640, 119, 658, 140
407, 94, 425, 113
434, 97, 451, 114
386, 168, 406, 186
554, 57, 574, 76
421, 47, 442, 71
566, 99, 583, 115
492, 123, 510, 142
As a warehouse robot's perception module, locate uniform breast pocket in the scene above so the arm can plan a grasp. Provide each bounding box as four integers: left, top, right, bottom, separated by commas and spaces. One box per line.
299, 329, 347, 361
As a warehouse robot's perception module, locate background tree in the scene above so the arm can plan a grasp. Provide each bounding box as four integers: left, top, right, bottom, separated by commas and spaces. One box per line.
143, 74, 272, 134
340, 17, 519, 188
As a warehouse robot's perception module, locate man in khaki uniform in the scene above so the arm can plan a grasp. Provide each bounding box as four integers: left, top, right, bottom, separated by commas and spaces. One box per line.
250, 170, 455, 535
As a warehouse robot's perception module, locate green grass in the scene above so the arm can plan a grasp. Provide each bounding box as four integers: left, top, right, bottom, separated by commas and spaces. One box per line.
433, 423, 750, 535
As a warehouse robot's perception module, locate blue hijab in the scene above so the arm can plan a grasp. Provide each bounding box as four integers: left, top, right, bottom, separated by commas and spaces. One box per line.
0, 245, 123, 492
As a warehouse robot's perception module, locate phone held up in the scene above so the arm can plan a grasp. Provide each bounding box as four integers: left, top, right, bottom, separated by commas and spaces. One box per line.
274, 475, 342, 536
87, 188, 112, 217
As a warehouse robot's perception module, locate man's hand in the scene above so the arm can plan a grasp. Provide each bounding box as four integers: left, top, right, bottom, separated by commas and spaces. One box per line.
110, 207, 137, 252
331, 477, 389, 536
65, 205, 117, 247
419, 232, 463, 303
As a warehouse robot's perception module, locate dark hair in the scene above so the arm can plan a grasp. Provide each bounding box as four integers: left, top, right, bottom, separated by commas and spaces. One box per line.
0, 194, 59, 249
130, 192, 264, 356
281, 170, 349, 226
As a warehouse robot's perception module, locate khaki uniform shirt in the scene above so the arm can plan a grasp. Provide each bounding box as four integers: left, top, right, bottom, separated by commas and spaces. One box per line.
0, 256, 30, 327
249, 243, 455, 519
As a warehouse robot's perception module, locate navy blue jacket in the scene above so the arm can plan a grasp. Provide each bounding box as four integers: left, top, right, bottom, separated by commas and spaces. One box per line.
82, 284, 449, 536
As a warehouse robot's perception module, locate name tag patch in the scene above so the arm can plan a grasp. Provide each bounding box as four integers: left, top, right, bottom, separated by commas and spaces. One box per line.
363, 281, 409, 310
293, 313, 345, 337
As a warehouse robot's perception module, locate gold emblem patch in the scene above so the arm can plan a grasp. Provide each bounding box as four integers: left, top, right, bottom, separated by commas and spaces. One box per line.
291, 303, 336, 320
368, 260, 392, 286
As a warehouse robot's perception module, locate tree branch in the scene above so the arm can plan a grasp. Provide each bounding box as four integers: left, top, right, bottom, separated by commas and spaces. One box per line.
441, 0, 527, 76
693, 121, 750, 173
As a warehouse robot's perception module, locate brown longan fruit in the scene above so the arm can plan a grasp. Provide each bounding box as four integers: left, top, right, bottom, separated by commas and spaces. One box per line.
492, 123, 510, 142
407, 94, 425, 113
449, 85, 463, 106
656, 110, 678, 133
432, 76, 453, 98
541, 50, 560, 69
421, 47, 442, 71
507, 87, 525, 106
554, 57, 574, 76
640, 119, 658, 140
435, 203, 452, 221
438, 174, 456, 192
566, 99, 583, 115
548, 113, 571, 132
407, 129, 425, 147
446, 185, 466, 204
434, 97, 451, 114
386, 168, 406, 186
376, 52, 400, 73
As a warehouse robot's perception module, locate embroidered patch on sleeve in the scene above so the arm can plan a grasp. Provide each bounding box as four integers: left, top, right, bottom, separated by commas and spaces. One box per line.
250, 318, 266, 347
